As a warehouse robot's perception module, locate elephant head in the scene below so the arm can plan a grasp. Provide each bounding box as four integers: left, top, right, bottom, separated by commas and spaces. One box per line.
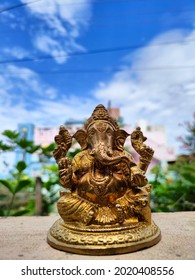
73, 105, 130, 166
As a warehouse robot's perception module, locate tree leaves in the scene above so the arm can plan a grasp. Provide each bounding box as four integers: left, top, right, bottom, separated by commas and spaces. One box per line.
150, 160, 195, 212
16, 161, 27, 173
0, 179, 13, 193
15, 179, 31, 193
0, 140, 13, 152
0, 177, 32, 194
12, 209, 30, 216
0, 209, 5, 216
178, 113, 195, 155
27, 145, 41, 154
41, 143, 55, 157
2, 130, 19, 140
182, 173, 195, 184
15, 138, 34, 149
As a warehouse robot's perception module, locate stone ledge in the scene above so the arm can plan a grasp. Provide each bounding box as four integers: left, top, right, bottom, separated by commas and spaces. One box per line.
0, 212, 194, 260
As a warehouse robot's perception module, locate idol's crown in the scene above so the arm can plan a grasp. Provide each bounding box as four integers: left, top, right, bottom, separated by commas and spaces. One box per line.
84, 104, 119, 130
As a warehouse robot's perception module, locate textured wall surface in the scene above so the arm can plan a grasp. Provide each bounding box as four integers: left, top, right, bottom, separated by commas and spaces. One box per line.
0, 212, 194, 260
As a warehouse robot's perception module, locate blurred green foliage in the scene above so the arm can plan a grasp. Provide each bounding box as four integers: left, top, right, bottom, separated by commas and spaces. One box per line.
150, 159, 195, 212
0, 129, 60, 216
150, 113, 195, 212
0, 160, 32, 216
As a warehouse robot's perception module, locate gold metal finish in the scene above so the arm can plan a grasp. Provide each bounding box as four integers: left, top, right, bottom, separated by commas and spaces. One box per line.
48, 104, 161, 255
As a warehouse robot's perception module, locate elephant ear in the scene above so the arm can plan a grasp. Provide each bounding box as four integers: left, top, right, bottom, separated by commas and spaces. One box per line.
114, 129, 130, 151
73, 129, 88, 150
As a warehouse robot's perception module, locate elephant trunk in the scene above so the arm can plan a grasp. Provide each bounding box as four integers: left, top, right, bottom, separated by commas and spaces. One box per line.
93, 143, 129, 166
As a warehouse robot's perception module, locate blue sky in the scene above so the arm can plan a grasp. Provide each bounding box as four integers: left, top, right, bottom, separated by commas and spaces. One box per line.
0, 0, 195, 153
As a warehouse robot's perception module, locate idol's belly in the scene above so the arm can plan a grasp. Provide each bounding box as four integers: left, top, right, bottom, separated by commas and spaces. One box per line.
77, 173, 128, 205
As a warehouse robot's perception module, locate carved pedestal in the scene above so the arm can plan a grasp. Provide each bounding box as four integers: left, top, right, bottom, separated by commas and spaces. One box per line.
48, 219, 161, 255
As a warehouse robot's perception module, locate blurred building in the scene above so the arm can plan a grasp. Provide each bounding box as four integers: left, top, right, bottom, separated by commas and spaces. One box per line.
64, 119, 85, 135
16, 123, 35, 165
107, 100, 124, 126
34, 126, 59, 147
34, 120, 85, 147
124, 121, 176, 171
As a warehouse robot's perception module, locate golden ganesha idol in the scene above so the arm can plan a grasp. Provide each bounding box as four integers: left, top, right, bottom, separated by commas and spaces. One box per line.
47, 104, 161, 255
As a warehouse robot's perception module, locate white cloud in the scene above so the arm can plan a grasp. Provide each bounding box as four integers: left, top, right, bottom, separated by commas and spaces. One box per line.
0, 64, 97, 134
3, 46, 29, 59
4, 65, 49, 96
0, 65, 56, 132
37, 95, 97, 124
93, 28, 195, 151
20, 0, 92, 63
34, 35, 68, 63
